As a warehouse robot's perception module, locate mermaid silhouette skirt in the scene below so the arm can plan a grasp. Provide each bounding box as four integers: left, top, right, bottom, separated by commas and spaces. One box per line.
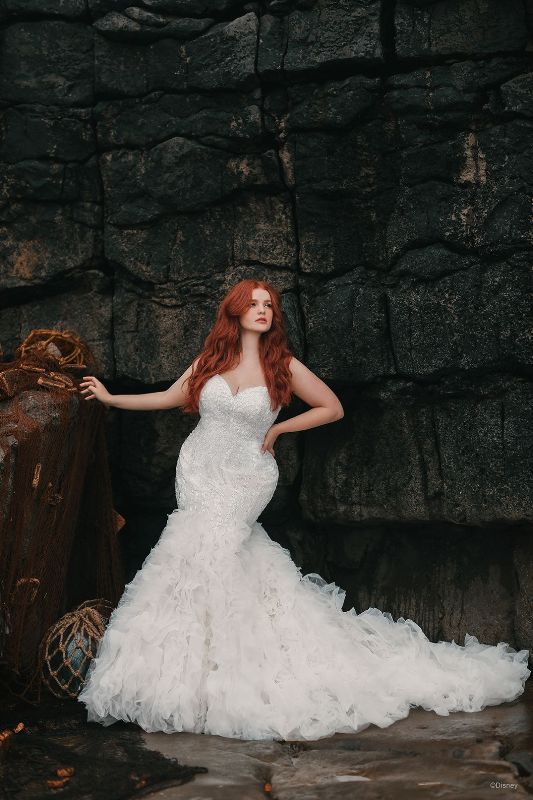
78, 375, 531, 740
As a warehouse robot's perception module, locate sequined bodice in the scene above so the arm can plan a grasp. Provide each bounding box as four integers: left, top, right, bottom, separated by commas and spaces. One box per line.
199, 374, 280, 440
174, 375, 281, 531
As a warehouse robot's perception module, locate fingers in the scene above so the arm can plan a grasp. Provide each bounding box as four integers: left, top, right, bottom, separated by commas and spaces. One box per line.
80, 376, 96, 400
260, 438, 276, 455
80, 376, 97, 395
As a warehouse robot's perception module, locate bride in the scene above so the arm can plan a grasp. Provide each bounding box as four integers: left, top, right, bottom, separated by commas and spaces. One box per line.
77, 278, 530, 741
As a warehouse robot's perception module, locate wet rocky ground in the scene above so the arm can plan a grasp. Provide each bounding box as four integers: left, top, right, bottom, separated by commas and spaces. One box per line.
1, 682, 532, 799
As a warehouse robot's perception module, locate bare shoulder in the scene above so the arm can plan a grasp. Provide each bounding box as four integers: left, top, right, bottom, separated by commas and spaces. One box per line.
176, 355, 201, 384
288, 356, 307, 377
288, 356, 323, 387
162, 355, 202, 409
287, 356, 343, 415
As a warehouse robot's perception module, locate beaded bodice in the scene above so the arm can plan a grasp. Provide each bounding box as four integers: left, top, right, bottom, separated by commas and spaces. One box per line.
199, 374, 281, 442
174, 375, 281, 532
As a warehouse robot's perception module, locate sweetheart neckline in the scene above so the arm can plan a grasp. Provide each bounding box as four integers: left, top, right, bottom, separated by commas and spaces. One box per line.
213, 374, 269, 398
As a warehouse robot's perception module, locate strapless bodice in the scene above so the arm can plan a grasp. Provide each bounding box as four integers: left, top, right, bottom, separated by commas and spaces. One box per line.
174, 374, 281, 528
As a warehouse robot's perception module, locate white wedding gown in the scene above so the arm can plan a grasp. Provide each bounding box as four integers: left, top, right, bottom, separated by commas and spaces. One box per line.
78, 374, 531, 740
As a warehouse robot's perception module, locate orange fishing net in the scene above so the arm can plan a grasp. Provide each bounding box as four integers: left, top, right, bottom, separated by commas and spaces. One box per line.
0, 329, 124, 698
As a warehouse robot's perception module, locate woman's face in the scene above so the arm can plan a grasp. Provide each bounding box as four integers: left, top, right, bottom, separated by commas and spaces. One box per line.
238, 288, 274, 334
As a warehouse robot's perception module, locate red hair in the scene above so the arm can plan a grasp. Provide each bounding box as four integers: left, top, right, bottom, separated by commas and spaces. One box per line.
181, 279, 293, 414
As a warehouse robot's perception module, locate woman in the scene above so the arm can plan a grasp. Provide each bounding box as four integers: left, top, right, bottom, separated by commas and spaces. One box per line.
78, 279, 530, 741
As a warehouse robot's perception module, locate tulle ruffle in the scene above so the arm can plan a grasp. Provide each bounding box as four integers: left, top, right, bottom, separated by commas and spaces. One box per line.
78, 509, 531, 741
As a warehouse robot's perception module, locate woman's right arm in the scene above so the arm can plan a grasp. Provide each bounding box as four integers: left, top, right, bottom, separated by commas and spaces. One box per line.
80, 357, 201, 411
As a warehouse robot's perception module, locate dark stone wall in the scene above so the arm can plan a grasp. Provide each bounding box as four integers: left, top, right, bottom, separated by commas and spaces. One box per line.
1, 0, 532, 653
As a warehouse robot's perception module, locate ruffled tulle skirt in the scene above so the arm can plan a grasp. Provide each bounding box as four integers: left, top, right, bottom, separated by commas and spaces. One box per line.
78, 508, 531, 741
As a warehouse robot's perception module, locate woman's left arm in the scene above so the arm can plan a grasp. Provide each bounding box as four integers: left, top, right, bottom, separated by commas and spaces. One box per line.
261, 358, 343, 454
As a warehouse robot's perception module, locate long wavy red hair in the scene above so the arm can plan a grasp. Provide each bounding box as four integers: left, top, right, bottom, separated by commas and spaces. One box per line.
181, 279, 294, 414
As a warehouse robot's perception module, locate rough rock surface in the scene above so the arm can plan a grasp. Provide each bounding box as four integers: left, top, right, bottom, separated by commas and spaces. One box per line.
140, 681, 533, 797
2, 683, 532, 798
0, 1, 532, 655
